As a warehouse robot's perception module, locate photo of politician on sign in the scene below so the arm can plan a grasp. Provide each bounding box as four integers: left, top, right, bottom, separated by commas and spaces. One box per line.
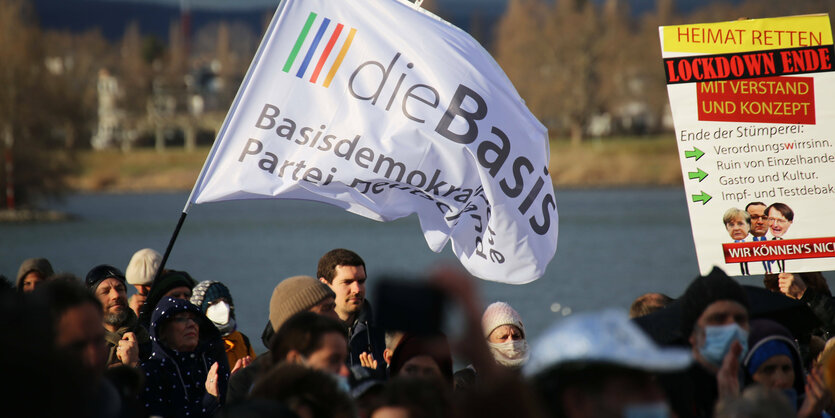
722, 207, 751, 275
766, 202, 794, 272
719, 200, 835, 275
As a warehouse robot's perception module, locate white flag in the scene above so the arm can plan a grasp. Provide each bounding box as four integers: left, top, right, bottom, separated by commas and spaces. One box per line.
189, 0, 557, 284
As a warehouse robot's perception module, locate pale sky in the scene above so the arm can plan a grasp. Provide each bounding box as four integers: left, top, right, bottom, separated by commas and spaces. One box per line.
89, 0, 504, 11
89, 0, 278, 10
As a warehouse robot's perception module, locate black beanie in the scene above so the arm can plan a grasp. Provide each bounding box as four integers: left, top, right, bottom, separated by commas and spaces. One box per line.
146, 270, 197, 308
85, 264, 127, 291
680, 267, 750, 338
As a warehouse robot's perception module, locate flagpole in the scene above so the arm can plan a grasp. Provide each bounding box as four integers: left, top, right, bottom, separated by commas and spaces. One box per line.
144, 122, 214, 302
139, 156, 209, 327
153, 211, 188, 280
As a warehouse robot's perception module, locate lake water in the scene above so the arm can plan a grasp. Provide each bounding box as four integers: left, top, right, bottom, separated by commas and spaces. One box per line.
1, 188, 746, 350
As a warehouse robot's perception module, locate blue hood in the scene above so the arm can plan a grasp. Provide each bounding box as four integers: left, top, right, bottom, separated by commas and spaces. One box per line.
149, 296, 220, 348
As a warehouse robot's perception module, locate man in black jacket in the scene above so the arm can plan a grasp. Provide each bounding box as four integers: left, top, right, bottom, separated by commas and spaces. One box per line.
86, 264, 150, 368
318, 248, 386, 377
660, 268, 751, 418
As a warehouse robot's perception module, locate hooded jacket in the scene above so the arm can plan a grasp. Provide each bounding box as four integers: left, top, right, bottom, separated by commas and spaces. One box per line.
190, 280, 256, 367
140, 297, 230, 418
16, 258, 54, 291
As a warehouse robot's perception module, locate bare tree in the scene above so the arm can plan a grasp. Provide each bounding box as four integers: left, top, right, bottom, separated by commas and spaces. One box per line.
0, 0, 79, 208
42, 29, 111, 149
494, 0, 553, 127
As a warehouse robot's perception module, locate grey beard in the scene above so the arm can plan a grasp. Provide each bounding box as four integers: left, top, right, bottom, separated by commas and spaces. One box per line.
104, 308, 130, 328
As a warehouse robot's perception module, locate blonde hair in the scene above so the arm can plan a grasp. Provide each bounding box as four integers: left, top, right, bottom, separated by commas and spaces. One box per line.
723, 208, 750, 226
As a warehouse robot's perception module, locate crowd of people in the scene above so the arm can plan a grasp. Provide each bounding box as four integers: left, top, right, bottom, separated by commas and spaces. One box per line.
3, 248, 835, 418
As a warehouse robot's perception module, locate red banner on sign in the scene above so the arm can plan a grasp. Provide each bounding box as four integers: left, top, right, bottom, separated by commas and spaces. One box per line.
696, 76, 815, 124
723, 237, 835, 263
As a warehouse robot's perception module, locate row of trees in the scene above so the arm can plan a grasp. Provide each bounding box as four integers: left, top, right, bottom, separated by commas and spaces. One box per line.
491, 0, 835, 142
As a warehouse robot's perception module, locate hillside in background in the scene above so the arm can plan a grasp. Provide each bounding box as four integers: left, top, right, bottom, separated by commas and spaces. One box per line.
32, 0, 732, 45
67, 137, 682, 192
33, 0, 271, 41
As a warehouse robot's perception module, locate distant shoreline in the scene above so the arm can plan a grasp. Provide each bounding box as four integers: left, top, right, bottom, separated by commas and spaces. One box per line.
68, 136, 682, 193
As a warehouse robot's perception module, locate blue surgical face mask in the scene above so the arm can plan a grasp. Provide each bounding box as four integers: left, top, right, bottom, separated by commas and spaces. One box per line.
699, 323, 749, 366
332, 373, 351, 393
623, 402, 671, 418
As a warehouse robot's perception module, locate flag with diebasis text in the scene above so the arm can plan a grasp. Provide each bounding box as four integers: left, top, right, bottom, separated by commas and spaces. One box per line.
188, 0, 557, 284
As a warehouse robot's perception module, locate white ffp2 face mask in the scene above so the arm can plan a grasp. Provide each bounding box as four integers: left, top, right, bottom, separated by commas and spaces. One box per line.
488, 339, 529, 368
206, 301, 237, 335
206, 301, 231, 324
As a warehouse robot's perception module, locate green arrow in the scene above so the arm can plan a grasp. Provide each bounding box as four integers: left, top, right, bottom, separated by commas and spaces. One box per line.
685, 147, 705, 161
692, 191, 712, 205
688, 168, 708, 182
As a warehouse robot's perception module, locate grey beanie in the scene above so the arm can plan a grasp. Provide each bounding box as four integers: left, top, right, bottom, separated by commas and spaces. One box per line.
269, 275, 335, 331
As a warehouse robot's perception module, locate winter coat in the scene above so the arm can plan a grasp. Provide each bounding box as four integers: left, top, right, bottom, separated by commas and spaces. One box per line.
104, 308, 150, 367
140, 297, 230, 418
225, 351, 273, 406
348, 301, 386, 378
223, 330, 256, 369
225, 320, 281, 405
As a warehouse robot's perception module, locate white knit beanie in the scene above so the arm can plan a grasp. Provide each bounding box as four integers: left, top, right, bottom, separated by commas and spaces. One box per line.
482, 301, 525, 339
125, 248, 162, 286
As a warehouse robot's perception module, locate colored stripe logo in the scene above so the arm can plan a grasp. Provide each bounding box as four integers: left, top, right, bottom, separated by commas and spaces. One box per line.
283, 12, 357, 88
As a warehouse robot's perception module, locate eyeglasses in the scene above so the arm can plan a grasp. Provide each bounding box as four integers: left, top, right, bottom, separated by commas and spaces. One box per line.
169, 314, 198, 324
768, 217, 790, 225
